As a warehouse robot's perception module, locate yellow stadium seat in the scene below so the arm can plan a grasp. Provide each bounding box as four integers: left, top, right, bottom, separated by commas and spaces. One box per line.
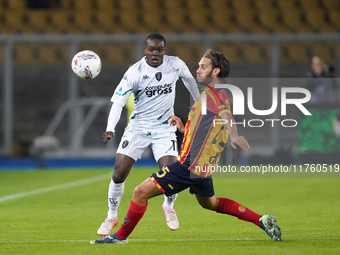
106, 42, 136, 66
306, 42, 334, 63
13, 43, 38, 64
163, 0, 185, 11
258, 10, 290, 33
212, 42, 242, 63
329, 10, 340, 30
164, 10, 189, 32
119, 11, 148, 33
305, 9, 336, 32
96, 0, 116, 10
281, 9, 314, 32
253, 0, 275, 12
6, 0, 26, 10
232, 0, 253, 11
276, 0, 299, 11
239, 42, 269, 63
209, 0, 229, 12
25, 10, 49, 31
211, 9, 243, 33
36, 43, 58, 64
140, 0, 162, 13
186, 0, 207, 13
2, 11, 25, 32
282, 42, 309, 63
188, 12, 212, 33
299, 0, 320, 10
234, 9, 268, 33
322, 0, 340, 10
142, 12, 165, 31
166, 42, 203, 64
73, 0, 93, 11
49, 11, 83, 34
118, 0, 138, 11
49, 11, 71, 29
72, 11, 100, 33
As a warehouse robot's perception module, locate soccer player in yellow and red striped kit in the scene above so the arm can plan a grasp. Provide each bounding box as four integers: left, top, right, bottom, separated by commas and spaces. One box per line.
91, 49, 282, 244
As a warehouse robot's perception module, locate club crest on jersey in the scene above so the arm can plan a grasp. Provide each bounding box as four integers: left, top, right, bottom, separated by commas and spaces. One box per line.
122, 140, 129, 149
155, 72, 162, 81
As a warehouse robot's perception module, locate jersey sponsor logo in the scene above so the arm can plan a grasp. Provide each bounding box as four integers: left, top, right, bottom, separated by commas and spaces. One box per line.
122, 140, 129, 149
155, 72, 162, 81
145, 83, 172, 97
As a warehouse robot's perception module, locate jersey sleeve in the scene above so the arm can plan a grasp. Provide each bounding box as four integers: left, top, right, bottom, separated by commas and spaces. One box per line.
110, 68, 135, 107
177, 58, 200, 101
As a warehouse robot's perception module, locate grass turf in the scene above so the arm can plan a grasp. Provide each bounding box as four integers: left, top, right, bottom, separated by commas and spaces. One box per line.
0, 167, 339, 255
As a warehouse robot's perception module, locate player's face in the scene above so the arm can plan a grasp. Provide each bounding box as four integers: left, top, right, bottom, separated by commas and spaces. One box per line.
144, 39, 165, 67
196, 57, 215, 83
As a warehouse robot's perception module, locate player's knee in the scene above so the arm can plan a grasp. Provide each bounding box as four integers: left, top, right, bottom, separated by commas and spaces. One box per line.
112, 166, 126, 183
133, 185, 148, 202
112, 175, 125, 183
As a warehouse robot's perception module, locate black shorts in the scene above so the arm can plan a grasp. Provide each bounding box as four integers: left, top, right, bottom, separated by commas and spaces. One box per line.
150, 161, 214, 197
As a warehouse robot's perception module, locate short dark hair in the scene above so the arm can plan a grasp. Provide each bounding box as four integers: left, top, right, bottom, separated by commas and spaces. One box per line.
202, 49, 230, 78
144, 33, 166, 47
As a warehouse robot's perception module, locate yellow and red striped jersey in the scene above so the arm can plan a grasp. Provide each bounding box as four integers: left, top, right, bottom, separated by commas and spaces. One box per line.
177, 86, 231, 177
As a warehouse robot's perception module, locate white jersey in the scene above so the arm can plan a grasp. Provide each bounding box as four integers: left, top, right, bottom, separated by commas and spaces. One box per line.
111, 55, 200, 131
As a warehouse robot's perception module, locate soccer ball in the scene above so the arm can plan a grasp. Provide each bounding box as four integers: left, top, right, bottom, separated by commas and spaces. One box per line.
71, 50, 102, 79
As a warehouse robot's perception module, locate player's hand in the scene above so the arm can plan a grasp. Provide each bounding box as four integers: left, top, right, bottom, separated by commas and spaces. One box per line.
102, 131, 114, 143
168, 115, 185, 133
230, 136, 250, 151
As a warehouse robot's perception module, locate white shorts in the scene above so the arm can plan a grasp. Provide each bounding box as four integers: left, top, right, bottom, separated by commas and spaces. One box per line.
116, 126, 178, 162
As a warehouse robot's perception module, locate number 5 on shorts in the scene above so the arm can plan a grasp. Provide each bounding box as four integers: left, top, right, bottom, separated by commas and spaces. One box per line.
156, 167, 170, 178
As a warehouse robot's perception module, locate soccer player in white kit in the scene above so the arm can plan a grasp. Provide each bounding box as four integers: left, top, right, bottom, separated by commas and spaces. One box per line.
97, 33, 200, 235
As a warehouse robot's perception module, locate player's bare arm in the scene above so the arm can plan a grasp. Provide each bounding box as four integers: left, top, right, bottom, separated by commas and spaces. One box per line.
102, 131, 115, 143
168, 115, 185, 133
221, 111, 250, 151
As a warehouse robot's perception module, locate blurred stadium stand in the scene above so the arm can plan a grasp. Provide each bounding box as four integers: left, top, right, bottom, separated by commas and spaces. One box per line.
0, 0, 339, 167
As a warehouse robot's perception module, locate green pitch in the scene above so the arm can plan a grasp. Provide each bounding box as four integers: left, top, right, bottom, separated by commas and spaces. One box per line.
0, 167, 339, 255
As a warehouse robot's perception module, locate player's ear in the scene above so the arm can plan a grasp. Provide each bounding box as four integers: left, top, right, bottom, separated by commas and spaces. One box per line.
212, 67, 221, 77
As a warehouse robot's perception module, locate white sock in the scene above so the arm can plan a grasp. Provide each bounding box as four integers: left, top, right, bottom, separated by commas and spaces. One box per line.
107, 180, 124, 219
162, 193, 178, 210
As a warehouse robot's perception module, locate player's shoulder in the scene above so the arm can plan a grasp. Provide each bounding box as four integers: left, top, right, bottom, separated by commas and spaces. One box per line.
164, 55, 186, 65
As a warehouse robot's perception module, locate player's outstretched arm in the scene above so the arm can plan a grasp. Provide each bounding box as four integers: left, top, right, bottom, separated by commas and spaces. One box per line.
168, 115, 185, 133
104, 102, 123, 143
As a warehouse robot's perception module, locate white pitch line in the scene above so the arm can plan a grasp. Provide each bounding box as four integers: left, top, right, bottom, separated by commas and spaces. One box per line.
0, 236, 339, 244
0, 173, 111, 203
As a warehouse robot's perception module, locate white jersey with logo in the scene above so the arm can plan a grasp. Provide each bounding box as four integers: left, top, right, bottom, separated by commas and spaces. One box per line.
111, 55, 200, 132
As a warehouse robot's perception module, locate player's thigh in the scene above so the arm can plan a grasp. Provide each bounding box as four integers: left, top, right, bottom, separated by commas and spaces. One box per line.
116, 127, 150, 161
151, 133, 178, 162
157, 155, 177, 169
150, 161, 191, 197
